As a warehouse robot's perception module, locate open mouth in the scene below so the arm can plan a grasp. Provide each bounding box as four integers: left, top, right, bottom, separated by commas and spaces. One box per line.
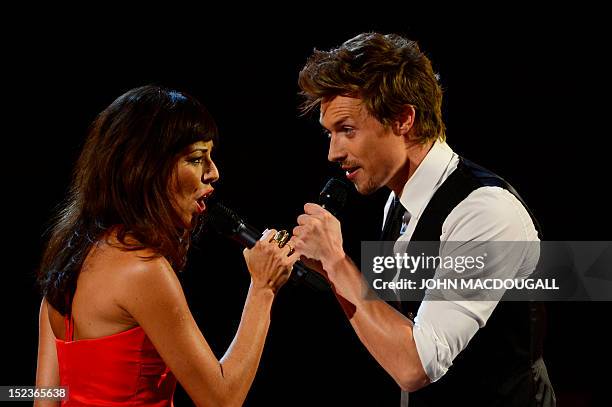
195, 190, 214, 214
343, 166, 361, 180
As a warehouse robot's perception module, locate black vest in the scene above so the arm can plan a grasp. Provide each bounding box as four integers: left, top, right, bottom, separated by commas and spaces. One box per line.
393, 157, 548, 407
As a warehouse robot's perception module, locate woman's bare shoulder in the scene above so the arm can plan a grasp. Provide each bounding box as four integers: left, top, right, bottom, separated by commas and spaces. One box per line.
84, 237, 172, 276
77, 241, 179, 319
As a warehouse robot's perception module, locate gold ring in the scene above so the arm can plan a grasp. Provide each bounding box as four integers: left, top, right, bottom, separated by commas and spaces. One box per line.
286, 243, 295, 256
273, 230, 290, 248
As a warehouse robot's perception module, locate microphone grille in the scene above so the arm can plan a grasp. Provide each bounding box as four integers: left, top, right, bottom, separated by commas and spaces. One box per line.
207, 201, 242, 235
319, 178, 351, 216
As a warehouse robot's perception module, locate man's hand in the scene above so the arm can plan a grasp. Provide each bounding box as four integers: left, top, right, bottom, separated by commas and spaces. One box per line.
292, 203, 345, 271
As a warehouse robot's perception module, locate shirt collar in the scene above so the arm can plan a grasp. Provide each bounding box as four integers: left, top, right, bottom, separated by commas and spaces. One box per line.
394, 139, 456, 218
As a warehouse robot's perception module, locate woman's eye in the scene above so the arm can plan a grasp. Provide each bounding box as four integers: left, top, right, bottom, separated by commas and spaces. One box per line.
188, 157, 204, 165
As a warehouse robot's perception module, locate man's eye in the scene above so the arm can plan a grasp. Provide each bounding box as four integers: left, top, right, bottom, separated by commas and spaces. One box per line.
342, 126, 355, 134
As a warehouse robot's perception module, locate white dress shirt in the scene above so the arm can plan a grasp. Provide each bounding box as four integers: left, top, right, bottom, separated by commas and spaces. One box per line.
382, 140, 540, 382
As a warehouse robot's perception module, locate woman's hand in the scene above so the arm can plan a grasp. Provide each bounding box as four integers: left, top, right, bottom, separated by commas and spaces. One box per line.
243, 229, 300, 293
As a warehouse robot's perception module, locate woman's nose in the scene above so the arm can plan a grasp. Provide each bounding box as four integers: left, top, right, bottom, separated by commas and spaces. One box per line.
204, 160, 220, 184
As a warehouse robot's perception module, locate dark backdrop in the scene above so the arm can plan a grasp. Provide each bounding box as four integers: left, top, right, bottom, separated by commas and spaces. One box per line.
3, 8, 609, 406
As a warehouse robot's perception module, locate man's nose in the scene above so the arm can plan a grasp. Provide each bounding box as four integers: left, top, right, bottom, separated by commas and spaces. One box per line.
327, 135, 346, 163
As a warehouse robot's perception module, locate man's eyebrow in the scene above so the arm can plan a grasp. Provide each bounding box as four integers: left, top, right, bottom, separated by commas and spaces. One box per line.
320, 116, 351, 130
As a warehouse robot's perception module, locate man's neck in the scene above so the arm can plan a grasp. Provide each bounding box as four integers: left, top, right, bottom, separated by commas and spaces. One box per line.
388, 139, 436, 197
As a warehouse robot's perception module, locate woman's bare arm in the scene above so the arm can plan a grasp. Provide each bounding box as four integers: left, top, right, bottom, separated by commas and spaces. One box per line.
34, 298, 60, 407
119, 236, 295, 407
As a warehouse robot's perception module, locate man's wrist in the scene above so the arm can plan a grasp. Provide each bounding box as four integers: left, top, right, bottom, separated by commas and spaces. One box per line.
321, 250, 347, 278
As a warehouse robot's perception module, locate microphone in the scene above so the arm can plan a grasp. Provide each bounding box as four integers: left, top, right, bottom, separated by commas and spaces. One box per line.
207, 201, 262, 248
207, 201, 329, 291
318, 177, 351, 217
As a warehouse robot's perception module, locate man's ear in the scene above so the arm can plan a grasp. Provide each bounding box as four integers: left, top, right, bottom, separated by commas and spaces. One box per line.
395, 104, 416, 136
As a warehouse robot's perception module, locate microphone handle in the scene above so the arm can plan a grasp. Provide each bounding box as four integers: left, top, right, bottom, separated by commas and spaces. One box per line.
234, 223, 261, 247
230, 222, 329, 291
292, 261, 329, 291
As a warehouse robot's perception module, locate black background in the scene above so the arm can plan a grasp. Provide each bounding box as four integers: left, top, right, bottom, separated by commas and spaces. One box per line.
3, 7, 610, 406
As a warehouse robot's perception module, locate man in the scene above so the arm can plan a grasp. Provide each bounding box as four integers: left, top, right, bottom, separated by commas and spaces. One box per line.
291, 33, 555, 406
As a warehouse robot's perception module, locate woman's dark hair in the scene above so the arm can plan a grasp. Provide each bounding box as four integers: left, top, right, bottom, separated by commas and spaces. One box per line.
38, 85, 218, 315
299, 32, 445, 143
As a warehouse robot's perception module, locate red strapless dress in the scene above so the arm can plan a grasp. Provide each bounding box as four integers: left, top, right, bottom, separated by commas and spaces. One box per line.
55, 315, 177, 406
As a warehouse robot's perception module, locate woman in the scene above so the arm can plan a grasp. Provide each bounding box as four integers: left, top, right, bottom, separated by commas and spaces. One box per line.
35, 85, 298, 406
